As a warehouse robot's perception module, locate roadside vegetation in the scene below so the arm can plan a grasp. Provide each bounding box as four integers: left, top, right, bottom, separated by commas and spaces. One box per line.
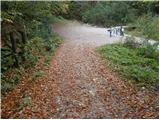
124, 14, 159, 40
1, 1, 159, 94
1, 34, 63, 94
1, 1, 159, 119
1, 1, 65, 94
96, 37, 159, 90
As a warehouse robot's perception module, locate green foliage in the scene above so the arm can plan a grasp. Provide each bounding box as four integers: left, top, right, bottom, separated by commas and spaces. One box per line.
1, 1, 65, 95
43, 57, 51, 67
96, 44, 158, 89
33, 70, 44, 78
1, 51, 14, 72
68, 1, 158, 27
44, 34, 63, 53
125, 14, 159, 40
1, 82, 15, 94
68, 1, 92, 20
1, 1, 66, 72
82, 3, 106, 26
127, 1, 159, 16
1, 34, 63, 94
1, 72, 21, 94
124, 37, 159, 61
137, 41, 159, 60
23, 37, 44, 67
81, 2, 136, 27
136, 14, 159, 40
52, 34, 63, 47
18, 96, 32, 111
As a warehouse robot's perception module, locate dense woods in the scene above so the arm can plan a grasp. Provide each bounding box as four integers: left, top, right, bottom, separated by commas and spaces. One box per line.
68, 1, 158, 26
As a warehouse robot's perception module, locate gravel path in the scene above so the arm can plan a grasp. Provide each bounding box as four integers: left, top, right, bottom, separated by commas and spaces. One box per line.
1, 21, 158, 119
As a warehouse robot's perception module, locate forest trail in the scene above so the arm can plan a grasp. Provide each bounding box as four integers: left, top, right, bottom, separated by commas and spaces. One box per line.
2, 21, 158, 119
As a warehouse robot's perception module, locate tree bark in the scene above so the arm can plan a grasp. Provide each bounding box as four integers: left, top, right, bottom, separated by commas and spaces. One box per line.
10, 32, 19, 67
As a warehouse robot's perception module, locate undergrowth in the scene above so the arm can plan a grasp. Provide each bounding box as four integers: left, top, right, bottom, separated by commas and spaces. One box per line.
1, 34, 63, 95
96, 39, 158, 90
125, 14, 159, 41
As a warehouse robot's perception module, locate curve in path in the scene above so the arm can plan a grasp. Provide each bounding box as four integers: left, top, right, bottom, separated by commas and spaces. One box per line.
51, 21, 158, 119
2, 21, 158, 119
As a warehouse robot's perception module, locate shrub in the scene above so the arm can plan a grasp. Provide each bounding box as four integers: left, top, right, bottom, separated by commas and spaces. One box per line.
81, 2, 136, 27
24, 37, 45, 67
44, 34, 63, 52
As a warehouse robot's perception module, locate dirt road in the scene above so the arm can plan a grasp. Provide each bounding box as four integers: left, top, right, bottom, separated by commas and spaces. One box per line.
2, 21, 158, 119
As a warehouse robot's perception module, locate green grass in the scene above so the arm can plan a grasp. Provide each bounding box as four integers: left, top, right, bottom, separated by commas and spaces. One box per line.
96, 44, 158, 89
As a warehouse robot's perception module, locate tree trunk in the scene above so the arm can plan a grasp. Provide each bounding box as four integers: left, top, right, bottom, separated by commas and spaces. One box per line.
10, 32, 19, 67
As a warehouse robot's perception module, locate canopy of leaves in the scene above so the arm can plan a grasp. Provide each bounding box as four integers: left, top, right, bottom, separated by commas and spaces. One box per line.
67, 1, 159, 27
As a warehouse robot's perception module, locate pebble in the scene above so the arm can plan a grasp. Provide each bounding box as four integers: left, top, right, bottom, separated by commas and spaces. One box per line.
89, 90, 95, 96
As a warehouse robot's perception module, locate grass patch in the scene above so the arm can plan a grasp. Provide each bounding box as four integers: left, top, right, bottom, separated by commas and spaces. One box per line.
96, 44, 158, 90
18, 96, 32, 111
33, 70, 44, 78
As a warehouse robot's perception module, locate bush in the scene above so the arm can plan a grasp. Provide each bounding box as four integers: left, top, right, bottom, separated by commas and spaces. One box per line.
44, 34, 63, 52
24, 37, 44, 67
81, 2, 136, 27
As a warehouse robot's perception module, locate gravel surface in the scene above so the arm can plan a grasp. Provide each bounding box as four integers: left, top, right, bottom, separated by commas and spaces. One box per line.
1, 21, 158, 119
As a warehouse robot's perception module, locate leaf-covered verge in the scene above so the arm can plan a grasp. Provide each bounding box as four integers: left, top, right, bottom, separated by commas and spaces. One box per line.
96, 41, 158, 90
1, 34, 63, 95
1, 1, 66, 95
